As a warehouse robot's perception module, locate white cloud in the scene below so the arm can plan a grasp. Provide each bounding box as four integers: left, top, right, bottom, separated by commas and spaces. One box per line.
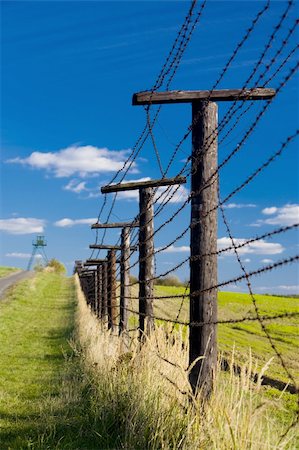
277, 285, 299, 292
54, 217, 97, 228
262, 207, 278, 215
224, 203, 256, 209
261, 258, 274, 264
158, 245, 189, 253
242, 258, 251, 263
63, 179, 87, 193
116, 177, 189, 204
7, 145, 138, 178
257, 285, 299, 294
156, 185, 189, 204
0, 218, 45, 234
217, 237, 284, 255
253, 204, 299, 227
5, 252, 31, 258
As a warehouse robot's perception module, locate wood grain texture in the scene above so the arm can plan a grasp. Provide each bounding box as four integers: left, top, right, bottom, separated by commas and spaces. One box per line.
139, 187, 154, 337
107, 250, 117, 331
91, 221, 139, 229
120, 227, 130, 334
101, 176, 186, 193
101, 261, 108, 323
189, 101, 218, 398
96, 265, 102, 319
132, 88, 276, 105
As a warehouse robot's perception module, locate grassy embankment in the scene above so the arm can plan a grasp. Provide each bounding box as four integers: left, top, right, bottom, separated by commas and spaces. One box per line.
0, 266, 20, 278
0, 271, 76, 448
0, 273, 298, 448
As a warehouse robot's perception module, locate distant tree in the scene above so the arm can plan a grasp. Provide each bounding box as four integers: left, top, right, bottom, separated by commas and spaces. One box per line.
47, 259, 66, 274
129, 274, 138, 285
154, 275, 184, 287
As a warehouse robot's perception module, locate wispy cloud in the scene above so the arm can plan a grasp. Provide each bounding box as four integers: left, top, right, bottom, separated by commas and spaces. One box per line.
261, 258, 274, 264
5, 252, 31, 258
223, 203, 256, 209
0, 218, 45, 235
63, 179, 88, 193
7, 145, 138, 178
217, 237, 284, 255
252, 204, 299, 227
54, 218, 97, 228
158, 245, 189, 253
257, 285, 299, 294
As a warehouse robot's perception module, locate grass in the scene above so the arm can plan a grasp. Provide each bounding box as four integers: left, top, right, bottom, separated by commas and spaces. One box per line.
0, 266, 20, 278
0, 274, 297, 448
0, 271, 76, 449
127, 286, 299, 385
33, 279, 295, 449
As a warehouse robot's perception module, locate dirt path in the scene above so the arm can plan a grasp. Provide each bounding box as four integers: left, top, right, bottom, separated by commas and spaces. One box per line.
0, 270, 34, 299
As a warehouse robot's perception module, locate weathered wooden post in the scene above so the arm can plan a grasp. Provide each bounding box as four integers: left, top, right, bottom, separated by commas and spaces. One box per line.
107, 250, 117, 330
138, 187, 154, 336
91, 222, 139, 334
120, 226, 130, 334
90, 269, 96, 312
101, 177, 186, 338
102, 259, 108, 325
96, 264, 102, 318
133, 87, 275, 396
84, 259, 109, 320
189, 100, 218, 396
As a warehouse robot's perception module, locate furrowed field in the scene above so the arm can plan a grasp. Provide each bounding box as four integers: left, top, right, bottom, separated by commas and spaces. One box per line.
0, 270, 298, 449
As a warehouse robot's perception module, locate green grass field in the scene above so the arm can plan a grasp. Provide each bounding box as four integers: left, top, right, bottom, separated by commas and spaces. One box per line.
0, 274, 297, 448
0, 266, 20, 278
0, 271, 76, 448
129, 286, 299, 384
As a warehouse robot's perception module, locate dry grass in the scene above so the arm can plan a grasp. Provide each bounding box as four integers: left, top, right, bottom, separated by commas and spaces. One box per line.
72, 277, 298, 449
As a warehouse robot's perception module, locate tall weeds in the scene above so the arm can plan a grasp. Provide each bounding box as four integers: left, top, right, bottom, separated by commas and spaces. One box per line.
73, 277, 297, 449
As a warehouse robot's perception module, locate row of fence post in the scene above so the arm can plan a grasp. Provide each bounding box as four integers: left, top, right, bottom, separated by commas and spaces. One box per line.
74, 87, 276, 398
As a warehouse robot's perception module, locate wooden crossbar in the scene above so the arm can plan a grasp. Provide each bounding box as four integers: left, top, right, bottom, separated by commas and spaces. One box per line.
89, 244, 137, 251
84, 260, 107, 266
91, 221, 139, 229
132, 88, 276, 105
101, 176, 186, 193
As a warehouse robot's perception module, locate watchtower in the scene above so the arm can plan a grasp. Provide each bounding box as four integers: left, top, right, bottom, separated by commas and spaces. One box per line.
27, 235, 48, 270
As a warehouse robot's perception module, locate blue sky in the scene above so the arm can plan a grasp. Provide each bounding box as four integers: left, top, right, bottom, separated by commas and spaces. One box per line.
1, 0, 298, 294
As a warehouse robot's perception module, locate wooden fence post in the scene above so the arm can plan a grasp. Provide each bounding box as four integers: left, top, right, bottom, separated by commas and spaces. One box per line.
96, 264, 102, 319
132, 87, 275, 396
189, 100, 218, 398
101, 177, 186, 339
139, 187, 154, 337
102, 260, 108, 325
120, 226, 130, 334
107, 250, 117, 331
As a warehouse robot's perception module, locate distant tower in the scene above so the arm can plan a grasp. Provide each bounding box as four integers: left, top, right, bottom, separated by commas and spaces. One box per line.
27, 235, 48, 271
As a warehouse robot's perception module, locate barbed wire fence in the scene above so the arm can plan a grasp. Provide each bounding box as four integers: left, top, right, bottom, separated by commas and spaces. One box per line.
74, 0, 298, 439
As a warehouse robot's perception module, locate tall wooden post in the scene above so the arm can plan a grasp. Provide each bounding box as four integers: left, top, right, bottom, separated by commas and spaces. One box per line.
90, 270, 96, 312
107, 250, 117, 331
96, 264, 102, 318
90, 222, 139, 334
102, 260, 108, 325
120, 226, 130, 334
132, 87, 275, 396
101, 177, 186, 339
189, 100, 218, 397
139, 187, 154, 336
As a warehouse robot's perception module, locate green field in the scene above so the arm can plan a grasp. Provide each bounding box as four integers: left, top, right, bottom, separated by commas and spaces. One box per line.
0, 266, 20, 278
0, 271, 76, 448
129, 286, 299, 384
0, 274, 297, 449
